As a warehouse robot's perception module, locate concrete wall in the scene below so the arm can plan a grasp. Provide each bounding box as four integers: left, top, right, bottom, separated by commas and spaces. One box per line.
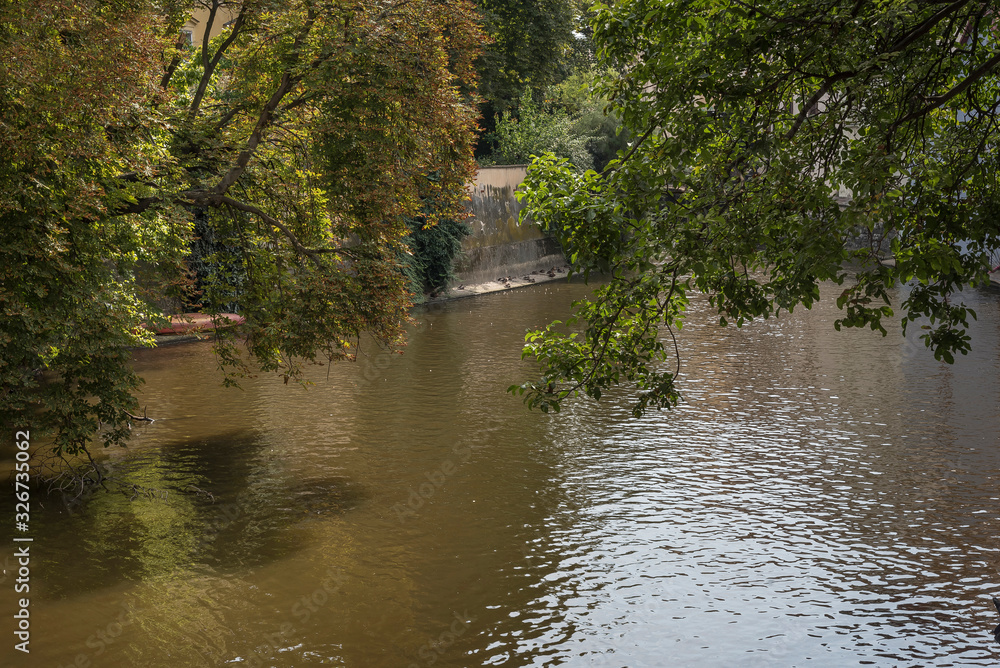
453, 165, 565, 285
182, 6, 238, 46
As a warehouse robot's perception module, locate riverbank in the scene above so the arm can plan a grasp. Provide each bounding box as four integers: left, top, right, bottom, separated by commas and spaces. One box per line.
149, 265, 574, 346
427, 264, 571, 303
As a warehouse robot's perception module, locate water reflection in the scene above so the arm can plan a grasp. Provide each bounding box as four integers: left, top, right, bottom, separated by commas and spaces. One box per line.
2, 281, 1000, 667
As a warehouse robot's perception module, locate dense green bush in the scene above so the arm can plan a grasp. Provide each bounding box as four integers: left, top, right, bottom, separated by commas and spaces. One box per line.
401, 216, 471, 299
485, 91, 595, 171
483, 70, 631, 173
186, 210, 247, 314
187, 208, 468, 308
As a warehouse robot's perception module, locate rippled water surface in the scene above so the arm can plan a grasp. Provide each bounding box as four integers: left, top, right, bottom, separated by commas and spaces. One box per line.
3, 280, 1000, 667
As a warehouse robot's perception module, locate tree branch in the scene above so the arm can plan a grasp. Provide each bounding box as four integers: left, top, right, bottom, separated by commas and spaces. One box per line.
210, 13, 315, 195
601, 124, 657, 177
214, 104, 245, 130
189, 5, 247, 119
113, 196, 162, 216
160, 33, 189, 90
889, 0, 971, 53
893, 49, 1000, 127
784, 71, 855, 141
218, 195, 352, 265
211, 75, 292, 195
199, 0, 219, 71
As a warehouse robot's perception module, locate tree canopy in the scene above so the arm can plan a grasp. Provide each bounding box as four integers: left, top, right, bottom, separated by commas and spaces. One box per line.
475, 0, 578, 114
0, 0, 482, 453
472, 0, 581, 156
512, 0, 1000, 415
484, 68, 631, 172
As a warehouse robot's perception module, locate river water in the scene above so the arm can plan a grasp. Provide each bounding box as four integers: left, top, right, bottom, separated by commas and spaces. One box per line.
3, 279, 1000, 667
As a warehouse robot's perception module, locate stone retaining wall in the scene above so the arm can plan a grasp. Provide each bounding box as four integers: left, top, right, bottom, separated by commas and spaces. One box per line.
453, 165, 565, 285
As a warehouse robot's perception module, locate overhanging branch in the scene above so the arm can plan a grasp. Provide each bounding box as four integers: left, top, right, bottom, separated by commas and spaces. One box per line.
218, 196, 352, 265
893, 49, 1000, 128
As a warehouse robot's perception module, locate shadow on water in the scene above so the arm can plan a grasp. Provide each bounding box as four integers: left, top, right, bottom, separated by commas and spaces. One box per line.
17, 429, 367, 600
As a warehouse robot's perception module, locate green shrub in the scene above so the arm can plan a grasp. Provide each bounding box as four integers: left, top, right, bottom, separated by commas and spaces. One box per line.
485, 71, 631, 173
487, 91, 595, 171
401, 216, 471, 299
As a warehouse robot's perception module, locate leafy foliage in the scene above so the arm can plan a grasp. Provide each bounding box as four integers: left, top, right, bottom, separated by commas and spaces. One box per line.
548, 67, 632, 172
473, 0, 583, 155
1, 0, 482, 453
474, 0, 578, 116
401, 214, 472, 299
485, 71, 631, 173
511, 0, 1000, 415
186, 211, 246, 313
486, 91, 596, 170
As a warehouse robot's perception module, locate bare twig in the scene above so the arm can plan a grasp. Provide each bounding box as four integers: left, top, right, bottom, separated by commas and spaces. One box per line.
123, 406, 155, 423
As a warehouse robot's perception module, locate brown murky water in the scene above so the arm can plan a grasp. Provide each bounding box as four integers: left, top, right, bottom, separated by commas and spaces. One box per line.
3, 280, 1000, 667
